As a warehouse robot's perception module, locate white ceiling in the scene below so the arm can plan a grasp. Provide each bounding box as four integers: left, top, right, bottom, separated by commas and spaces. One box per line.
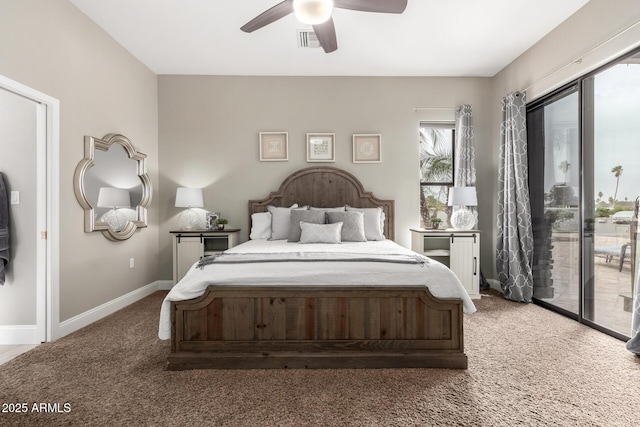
69, 0, 591, 77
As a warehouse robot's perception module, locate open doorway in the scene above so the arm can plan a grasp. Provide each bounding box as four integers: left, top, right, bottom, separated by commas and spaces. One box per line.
0, 74, 59, 344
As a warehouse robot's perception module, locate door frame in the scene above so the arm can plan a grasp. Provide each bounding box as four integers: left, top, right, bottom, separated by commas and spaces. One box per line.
0, 73, 60, 342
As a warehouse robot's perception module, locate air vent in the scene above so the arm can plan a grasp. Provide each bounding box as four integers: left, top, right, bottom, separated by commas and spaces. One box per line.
297, 30, 320, 48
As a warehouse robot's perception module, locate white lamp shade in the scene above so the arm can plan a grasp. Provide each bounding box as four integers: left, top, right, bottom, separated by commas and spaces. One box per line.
97, 187, 131, 208
293, 0, 333, 25
448, 187, 478, 207
175, 187, 204, 208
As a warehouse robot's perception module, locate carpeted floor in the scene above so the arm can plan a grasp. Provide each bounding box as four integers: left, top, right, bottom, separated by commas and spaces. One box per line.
1, 291, 639, 426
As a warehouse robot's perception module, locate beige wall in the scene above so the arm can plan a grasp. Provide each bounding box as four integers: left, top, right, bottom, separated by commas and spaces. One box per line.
158, 75, 494, 279
0, 0, 159, 322
487, 0, 640, 277
0, 89, 38, 324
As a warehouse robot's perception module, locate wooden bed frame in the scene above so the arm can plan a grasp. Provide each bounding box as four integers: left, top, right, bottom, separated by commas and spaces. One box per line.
168, 166, 466, 370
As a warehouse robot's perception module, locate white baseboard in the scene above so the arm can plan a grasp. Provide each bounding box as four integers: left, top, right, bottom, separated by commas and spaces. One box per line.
0, 325, 40, 345
157, 280, 174, 291
58, 280, 170, 339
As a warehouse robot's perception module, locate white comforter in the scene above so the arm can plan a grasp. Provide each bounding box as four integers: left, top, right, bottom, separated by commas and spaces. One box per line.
158, 239, 476, 339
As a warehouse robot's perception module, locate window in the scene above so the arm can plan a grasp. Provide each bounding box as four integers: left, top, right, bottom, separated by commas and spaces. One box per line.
419, 123, 454, 228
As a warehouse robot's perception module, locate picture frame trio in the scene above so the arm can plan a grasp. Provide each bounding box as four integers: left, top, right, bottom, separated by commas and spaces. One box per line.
258, 132, 381, 163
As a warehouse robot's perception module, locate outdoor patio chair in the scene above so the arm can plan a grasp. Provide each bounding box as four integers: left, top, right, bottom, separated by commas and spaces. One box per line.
594, 243, 630, 272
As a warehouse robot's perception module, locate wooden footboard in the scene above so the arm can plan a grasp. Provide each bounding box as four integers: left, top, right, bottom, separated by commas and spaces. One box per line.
168, 285, 466, 370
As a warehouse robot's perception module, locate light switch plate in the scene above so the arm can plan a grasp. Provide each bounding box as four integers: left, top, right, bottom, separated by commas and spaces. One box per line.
10, 191, 19, 205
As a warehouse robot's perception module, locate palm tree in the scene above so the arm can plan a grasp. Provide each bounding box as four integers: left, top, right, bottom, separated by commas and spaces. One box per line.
419, 128, 453, 225
611, 165, 623, 207
419, 128, 452, 183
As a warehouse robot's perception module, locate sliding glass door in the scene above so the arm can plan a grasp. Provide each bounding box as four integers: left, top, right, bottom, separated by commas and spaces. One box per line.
528, 87, 581, 317
582, 55, 640, 336
527, 48, 640, 339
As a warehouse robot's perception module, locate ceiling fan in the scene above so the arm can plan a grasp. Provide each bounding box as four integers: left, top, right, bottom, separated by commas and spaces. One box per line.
240, 0, 408, 53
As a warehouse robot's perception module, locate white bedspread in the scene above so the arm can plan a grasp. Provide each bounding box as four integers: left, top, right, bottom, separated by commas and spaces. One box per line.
158, 239, 476, 339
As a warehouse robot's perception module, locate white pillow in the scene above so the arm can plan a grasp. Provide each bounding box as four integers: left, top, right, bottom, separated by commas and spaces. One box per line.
267, 204, 307, 240
250, 212, 272, 240
299, 221, 343, 244
345, 206, 385, 241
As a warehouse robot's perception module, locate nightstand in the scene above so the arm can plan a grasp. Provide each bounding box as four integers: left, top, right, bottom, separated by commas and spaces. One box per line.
410, 228, 480, 299
170, 229, 240, 284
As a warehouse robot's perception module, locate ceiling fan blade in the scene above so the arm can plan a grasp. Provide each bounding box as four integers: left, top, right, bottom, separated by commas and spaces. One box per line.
241, 0, 294, 33
333, 0, 407, 14
313, 17, 338, 53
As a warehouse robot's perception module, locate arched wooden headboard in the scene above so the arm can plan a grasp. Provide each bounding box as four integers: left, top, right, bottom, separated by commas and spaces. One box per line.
249, 166, 395, 240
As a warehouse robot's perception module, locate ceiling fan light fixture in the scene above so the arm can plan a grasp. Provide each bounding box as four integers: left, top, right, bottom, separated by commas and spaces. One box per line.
293, 0, 333, 25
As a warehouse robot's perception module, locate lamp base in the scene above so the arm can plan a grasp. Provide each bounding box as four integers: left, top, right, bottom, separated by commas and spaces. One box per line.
450, 208, 477, 230
178, 208, 202, 230
100, 209, 128, 232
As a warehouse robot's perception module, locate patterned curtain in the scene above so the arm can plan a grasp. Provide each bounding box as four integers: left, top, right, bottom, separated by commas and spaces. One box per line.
454, 105, 476, 187
454, 105, 477, 224
496, 92, 534, 302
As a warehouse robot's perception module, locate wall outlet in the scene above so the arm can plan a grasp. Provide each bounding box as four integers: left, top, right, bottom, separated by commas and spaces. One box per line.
129, 258, 134, 268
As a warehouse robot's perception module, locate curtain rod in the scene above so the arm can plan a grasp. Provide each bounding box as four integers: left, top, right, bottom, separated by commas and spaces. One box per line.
413, 107, 456, 112
521, 18, 640, 93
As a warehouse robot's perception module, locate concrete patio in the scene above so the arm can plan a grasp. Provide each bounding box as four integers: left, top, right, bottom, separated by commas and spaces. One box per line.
538, 221, 634, 337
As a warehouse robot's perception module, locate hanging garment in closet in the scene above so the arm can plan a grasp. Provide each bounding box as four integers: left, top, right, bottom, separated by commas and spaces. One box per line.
0, 173, 9, 285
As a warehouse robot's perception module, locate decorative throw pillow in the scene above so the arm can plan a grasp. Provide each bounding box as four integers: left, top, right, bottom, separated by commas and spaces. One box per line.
250, 212, 272, 240
327, 211, 366, 242
345, 206, 385, 241
288, 210, 326, 242
267, 204, 307, 240
299, 221, 343, 244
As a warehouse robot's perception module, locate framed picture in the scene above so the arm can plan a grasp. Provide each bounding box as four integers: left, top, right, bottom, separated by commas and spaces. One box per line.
206, 212, 220, 230
353, 134, 382, 163
306, 133, 335, 163
259, 132, 288, 161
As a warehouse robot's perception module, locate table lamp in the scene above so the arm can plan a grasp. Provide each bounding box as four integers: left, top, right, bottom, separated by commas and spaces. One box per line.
97, 187, 131, 232
448, 186, 478, 230
175, 187, 204, 230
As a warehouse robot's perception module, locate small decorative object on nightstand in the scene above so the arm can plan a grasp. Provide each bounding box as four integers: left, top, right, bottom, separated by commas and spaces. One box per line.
448, 186, 478, 230
215, 218, 228, 230
411, 228, 480, 299
170, 229, 240, 284
206, 212, 220, 230
430, 217, 442, 229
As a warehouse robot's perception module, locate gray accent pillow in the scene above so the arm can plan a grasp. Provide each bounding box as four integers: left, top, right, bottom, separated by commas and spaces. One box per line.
267, 204, 306, 240
299, 221, 343, 244
288, 210, 326, 242
327, 211, 366, 242
345, 206, 385, 241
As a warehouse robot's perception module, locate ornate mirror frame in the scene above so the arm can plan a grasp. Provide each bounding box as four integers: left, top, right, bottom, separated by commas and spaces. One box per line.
73, 133, 152, 241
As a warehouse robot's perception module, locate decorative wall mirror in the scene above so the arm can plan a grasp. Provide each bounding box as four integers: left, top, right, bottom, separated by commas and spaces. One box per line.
73, 133, 152, 241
